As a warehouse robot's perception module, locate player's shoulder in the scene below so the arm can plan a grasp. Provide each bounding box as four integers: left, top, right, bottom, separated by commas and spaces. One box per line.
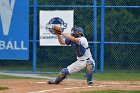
78, 36, 87, 41
78, 36, 88, 44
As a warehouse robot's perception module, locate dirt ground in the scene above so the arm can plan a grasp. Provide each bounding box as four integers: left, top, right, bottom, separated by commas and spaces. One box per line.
0, 79, 140, 93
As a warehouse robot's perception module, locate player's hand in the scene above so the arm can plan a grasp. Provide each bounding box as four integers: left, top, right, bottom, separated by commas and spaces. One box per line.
52, 26, 62, 35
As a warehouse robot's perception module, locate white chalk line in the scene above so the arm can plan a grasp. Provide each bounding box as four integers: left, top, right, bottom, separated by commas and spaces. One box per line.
34, 82, 48, 84
132, 86, 140, 88
27, 86, 93, 93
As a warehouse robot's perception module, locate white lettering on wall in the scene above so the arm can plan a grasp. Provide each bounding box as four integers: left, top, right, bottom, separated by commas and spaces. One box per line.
0, 41, 27, 50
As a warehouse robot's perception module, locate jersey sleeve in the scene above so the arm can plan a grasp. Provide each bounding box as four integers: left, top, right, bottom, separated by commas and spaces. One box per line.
78, 37, 87, 46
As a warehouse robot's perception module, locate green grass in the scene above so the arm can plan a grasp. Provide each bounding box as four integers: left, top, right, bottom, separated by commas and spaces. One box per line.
0, 86, 9, 90
0, 75, 43, 79
45, 72, 140, 81
75, 90, 140, 93
0, 72, 139, 81
93, 73, 140, 81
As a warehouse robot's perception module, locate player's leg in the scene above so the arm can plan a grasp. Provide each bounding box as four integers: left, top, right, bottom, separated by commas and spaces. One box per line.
67, 59, 85, 74
85, 59, 94, 85
48, 68, 69, 84
68, 59, 95, 86
48, 59, 88, 84
48, 59, 83, 84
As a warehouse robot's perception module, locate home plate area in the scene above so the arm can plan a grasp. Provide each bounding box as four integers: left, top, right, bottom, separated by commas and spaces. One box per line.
0, 79, 140, 93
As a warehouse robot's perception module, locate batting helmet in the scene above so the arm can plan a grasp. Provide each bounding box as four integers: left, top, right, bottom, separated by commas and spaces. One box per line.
71, 26, 84, 37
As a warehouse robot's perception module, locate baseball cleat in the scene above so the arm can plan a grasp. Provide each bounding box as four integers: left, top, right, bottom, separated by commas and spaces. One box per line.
47, 80, 60, 84
87, 81, 93, 86
47, 80, 55, 84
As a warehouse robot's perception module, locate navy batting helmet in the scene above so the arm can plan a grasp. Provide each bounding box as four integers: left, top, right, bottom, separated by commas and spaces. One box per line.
71, 26, 84, 37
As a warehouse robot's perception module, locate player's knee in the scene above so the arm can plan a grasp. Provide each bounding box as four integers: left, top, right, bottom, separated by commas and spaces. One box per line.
86, 60, 94, 72
58, 68, 69, 78
61, 68, 69, 75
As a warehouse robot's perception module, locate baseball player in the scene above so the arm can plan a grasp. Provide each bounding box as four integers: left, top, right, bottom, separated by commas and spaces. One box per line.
48, 26, 95, 86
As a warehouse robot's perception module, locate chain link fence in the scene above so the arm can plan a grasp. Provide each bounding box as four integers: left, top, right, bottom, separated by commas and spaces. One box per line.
104, 7, 140, 72
0, 0, 139, 73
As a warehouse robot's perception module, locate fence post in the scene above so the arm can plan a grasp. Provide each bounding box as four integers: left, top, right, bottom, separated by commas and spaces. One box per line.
93, 0, 97, 73
100, 0, 105, 73
33, 0, 37, 72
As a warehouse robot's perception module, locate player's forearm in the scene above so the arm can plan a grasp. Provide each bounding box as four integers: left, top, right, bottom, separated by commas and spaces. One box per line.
61, 32, 79, 44
57, 35, 66, 45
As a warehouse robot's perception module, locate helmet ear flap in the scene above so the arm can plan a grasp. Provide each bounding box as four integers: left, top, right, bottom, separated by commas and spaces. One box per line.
79, 32, 84, 36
